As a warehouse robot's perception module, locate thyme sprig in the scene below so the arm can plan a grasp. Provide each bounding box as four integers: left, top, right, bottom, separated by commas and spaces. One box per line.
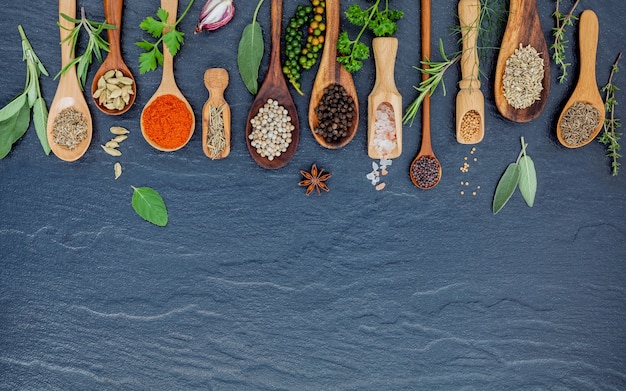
598, 52, 622, 176
55, 7, 115, 90
551, 0, 580, 84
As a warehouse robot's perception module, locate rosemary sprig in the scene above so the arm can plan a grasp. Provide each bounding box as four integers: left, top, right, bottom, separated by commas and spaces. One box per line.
403, 40, 461, 126
55, 7, 115, 90
598, 52, 622, 176
551, 0, 580, 84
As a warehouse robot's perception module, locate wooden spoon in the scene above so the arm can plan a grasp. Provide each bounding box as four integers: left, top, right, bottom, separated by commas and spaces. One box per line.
91, 0, 136, 115
494, 0, 550, 122
308, 0, 359, 149
409, 0, 441, 190
455, 0, 484, 144
367, 37, 402, 159
202, 68, 231, 159
46, 0, 93, 162
244, 0, 299, 169
556, 10, 604, 148
140, 0, 194, 152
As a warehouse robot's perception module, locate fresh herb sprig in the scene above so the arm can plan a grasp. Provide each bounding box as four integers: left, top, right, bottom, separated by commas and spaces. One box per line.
337, 1, 404, 73
493, 137, 537, 214
55, 7, 115, 90
551, 0, 580, 84
598, 52, 622, 176
0, 25, 50, 159
136, 0, 195, 74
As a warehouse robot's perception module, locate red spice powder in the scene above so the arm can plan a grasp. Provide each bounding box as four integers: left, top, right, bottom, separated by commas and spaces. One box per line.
142, 94, 193, 149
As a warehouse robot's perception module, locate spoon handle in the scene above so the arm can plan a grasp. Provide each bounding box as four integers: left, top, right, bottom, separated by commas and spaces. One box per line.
420, 0, 432, 154
58, 0, 77, 75
577, 10, 599, 87
268, 0, 283, 76
160, 0, 178, 86
104, 0, 123, 57
459, 0, 480, 89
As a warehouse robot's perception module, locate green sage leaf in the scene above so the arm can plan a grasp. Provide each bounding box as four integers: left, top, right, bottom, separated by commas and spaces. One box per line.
131, 186, 168, 227
0, 94, 27, 122
0, 98, 31, 159
33, 97, 50, 155
237, 21, 264, 94
518, 155, 537, 207
492, 162, 521, 214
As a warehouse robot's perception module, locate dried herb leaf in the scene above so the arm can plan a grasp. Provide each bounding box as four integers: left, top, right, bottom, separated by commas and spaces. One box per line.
492, 162, 520, 214
0, 97, 31, 159
131, 186, 168, 227
237, 21, 264, 94
518, 155, 537, 207
32, 97, 50, 155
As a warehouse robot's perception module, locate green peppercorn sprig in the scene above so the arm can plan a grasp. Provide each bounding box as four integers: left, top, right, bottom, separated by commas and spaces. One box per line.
283, 0, 326, 95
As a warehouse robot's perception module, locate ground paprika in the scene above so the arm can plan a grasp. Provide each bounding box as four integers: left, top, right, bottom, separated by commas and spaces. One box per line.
142, 94, 193, 150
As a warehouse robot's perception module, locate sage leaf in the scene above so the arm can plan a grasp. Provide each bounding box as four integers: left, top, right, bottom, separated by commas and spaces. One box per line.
32, 97, 50, 155
492, 162, 520, 214
518, 155, 537, 207
0, 94, 27, 122
131, 186, 168, 227
237, 21, 264, 94
0, 98, 31, 159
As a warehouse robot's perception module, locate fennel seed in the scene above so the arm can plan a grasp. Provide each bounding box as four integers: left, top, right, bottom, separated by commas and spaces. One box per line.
503, 44, 545, 109
52, 107, 88, 150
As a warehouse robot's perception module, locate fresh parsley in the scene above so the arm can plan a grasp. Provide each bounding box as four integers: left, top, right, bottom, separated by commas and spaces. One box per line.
136, 0, 195, 74
337, 1, 404, 73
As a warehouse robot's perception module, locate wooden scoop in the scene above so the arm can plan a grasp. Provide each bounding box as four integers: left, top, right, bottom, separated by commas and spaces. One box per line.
308, 0, 359, 149
202, 68, 231, 159
455, 0, 484, 144
91, 0, 136, 115
140, 0, 194, 151
409, 0, 441, 189
244, 0, 299, 169
46, 0, 93, 162
494, 0, 550, 122
556, 10, 604, 148
367, 37, 402, 159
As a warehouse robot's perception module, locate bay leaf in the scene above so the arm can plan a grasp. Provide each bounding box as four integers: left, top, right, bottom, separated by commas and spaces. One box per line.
131, 186, 168, 227
0, 94, 27, 122
33, 97, 50, 155
237, 21, 264, 95
518, 155, 537, 207
492, 162, 520, 214
0, 98, 31, 159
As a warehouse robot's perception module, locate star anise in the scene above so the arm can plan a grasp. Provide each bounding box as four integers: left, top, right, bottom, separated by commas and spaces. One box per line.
298, 163, 331, 196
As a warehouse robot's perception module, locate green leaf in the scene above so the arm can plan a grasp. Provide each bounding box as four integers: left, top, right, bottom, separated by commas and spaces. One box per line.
493, 163, 521, 214
162, 30, 184, 57
136, 40, 156, 51
139, 16, 166, 38
518, 155, 537, 207
32, 97, 50, 155
156, 8, 169, 24
345, 4, 367, 26
131, 186, 168, 227
0, 98, 31, 159
337, 31, 352, 55
0, 94, 27, 122
237, 21, 264, 95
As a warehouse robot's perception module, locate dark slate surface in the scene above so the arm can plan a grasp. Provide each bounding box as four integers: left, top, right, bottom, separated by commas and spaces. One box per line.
1, 0, 625, 389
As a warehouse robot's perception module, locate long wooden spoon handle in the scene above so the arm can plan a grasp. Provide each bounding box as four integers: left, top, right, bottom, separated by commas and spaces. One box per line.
161, 0, 178, 85
578, 10, 599, 86
268, 0, 283, 78
421, 0, 431, 151
459, 0, 480, 89
104, 0, 123, 56
58, 0, 77, 71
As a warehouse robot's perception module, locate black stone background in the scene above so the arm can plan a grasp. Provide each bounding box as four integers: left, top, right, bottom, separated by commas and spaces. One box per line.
1, 0, 625, 389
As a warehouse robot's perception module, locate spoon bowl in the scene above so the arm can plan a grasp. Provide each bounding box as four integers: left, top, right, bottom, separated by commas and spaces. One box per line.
308, 0, 359, 149
455, 0, 484, 144
494, 0, 550, 122
556, 10, 604, 148
91, 0, 136, 115
47, 0, 92, 162
409, 0, 441, 189
202, 68, 231, 159
245, 0, 299, 169
140, 0, 194, 152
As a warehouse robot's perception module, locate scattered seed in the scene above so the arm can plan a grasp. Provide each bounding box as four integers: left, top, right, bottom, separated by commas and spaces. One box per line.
101, 145, 122, 156
112, 135, 128, 143
110, 126, 130, 135
114, 162, 122, 179
105, 141, 119, 149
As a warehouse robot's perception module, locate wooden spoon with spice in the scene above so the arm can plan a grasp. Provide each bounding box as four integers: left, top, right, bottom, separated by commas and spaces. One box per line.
556, 10, 604, 148
244, 0, 299, 169
367, 37, 402, 159
308, 0, 359, 149
140, 0, 195, 152
91, 0, 136, 115
494, 0, 550, 122
202, 68, 230, 159
46, 0, 93, 162
455, 0, 484, 144
409, 0, 441, 190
